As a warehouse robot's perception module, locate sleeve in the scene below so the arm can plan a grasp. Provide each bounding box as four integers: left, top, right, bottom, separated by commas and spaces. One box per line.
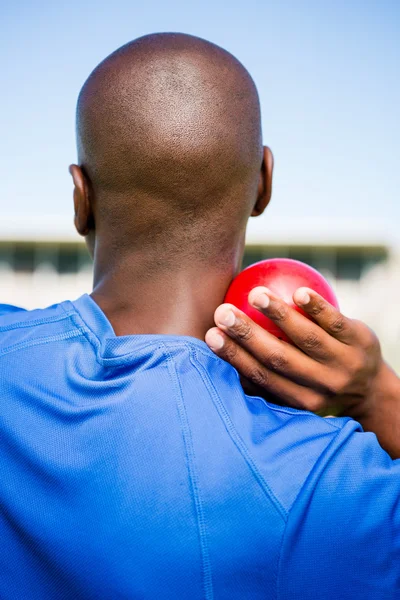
278, 422, 400, 600
0, 304, 26, 316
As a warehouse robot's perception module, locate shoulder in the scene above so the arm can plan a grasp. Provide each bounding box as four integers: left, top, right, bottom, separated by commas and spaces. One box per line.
237, 396, 358, 513
0, 300, 83, 356
194, 346, 356, 516
277, 415, 400, 598
0, 304, 26, 316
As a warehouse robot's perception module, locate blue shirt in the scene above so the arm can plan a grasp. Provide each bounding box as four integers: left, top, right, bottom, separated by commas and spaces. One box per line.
0, 294, 399, 599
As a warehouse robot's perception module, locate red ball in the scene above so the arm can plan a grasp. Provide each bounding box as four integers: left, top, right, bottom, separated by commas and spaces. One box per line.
224, 258, 339, 343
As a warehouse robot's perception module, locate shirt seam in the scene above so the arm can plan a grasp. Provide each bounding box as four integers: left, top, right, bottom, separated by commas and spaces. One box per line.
58, 309, 345, 434
0, 310, 76, 332
0, 329, 86, 357
193, 346, 344, 430
276, 425, 347, 600
62, 299, 346, 439
62, 302, 107, 365
190, 347, 287, 522
164, 345, 214, 600
256, 405, 343, 429
66, 301, 217, 365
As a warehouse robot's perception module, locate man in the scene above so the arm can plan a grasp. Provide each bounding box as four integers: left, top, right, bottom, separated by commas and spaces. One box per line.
0, 33, 399, 599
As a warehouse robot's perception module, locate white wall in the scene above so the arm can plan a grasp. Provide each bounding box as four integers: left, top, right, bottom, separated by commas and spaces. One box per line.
0, 267, 92, 310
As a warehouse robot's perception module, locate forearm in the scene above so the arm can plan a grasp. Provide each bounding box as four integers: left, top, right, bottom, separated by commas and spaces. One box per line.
346, 362, 400, 460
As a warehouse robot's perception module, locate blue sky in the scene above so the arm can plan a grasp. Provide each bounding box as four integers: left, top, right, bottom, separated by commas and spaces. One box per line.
1, 0, 399, 239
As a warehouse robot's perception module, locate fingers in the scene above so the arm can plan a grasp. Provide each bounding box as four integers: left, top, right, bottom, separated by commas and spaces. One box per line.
247, 287, 337, 359
207, 304, 335, 389
205, 327, 325, 412
206, 287, 382, 416
292, 287, 353, 343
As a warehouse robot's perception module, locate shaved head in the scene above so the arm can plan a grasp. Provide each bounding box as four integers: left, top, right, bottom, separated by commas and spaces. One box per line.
73, 32, 271, 269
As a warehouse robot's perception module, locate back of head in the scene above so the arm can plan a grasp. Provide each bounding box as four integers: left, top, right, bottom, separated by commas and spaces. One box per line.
76, 33, 263, 264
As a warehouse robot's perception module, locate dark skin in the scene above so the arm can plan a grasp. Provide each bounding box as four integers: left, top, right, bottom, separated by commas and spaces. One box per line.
71, 33, 270, 338
69, 146, 272, 339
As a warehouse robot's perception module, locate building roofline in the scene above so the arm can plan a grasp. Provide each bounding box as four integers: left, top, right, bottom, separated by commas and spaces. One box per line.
0, 214, 393, 249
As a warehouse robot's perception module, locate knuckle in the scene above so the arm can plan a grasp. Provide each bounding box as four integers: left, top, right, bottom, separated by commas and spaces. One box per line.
365, 331, 379, 352
297, 390, 325, 413
324, 376, 344, 396
327, 315, 346, 335
346, 352, 373, 393
232, 319, 253, 342
302, 332, 322, 352
248, 366, 270, 388
356, 321, 379, 351
223, 342, 239, 362
264, 351, 288, 372
271, 302, 288, 322
348, 352, 366, 377
354, 377, 370, 396
308, 396, 325, 413
308, 298, 326, 317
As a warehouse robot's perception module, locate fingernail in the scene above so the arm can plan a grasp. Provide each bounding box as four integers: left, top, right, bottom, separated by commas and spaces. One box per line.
206, 330, 224, 351
296, 288, 311, 305
218, 309, 236, 327
252, 292, 270, 309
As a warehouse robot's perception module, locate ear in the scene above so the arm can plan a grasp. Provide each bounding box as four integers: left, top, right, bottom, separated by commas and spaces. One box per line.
69, 165, 94, 237
251, 146, 274, 217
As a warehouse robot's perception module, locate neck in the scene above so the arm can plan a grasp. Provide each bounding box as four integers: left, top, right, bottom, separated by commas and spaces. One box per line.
90, 248, 244, 340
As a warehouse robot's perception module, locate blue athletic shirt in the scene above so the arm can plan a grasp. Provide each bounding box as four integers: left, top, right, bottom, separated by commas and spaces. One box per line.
0, 295, 399, 599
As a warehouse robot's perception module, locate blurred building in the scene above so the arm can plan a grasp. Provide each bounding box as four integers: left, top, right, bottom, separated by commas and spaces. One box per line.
1, 215, 399, 372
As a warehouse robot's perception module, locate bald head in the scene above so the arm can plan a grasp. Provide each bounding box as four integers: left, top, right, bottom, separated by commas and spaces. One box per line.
72, 33, 271, 266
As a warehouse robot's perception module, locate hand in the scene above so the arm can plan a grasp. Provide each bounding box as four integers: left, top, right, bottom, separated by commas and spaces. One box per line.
205, 286, 384, 416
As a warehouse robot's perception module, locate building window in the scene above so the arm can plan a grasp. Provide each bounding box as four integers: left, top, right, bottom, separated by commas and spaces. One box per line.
58, 247, 79, 274
13, 246, 35, 273
336, 253, 363, 281
242, 248, 281, 269
242, 246, 387, 283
